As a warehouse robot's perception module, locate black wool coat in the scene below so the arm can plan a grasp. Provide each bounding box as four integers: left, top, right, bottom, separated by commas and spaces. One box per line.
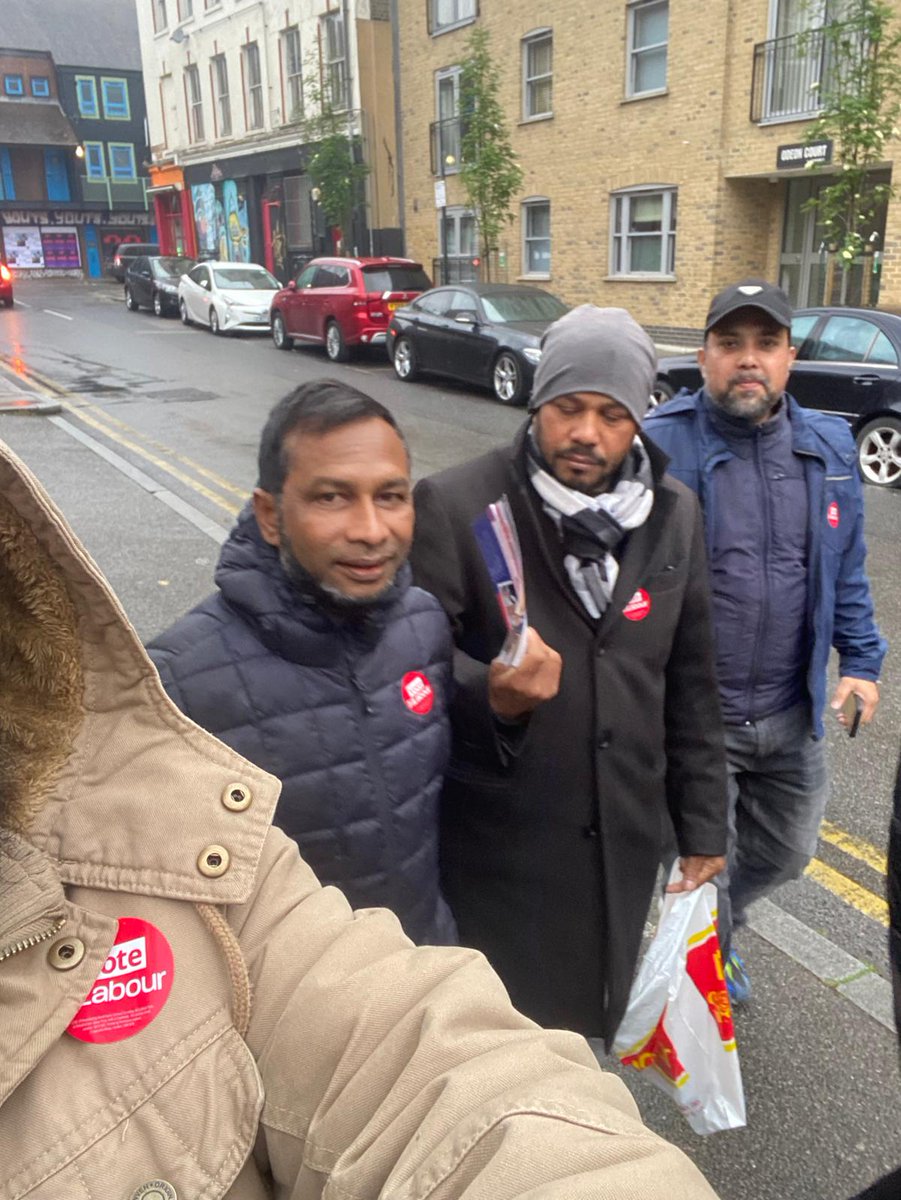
410, 424, 728, 1039
147, 507, 456, 947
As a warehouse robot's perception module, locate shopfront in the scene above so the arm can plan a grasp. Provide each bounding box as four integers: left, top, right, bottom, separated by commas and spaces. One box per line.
0, 208, 155, 278
148, 163, 197, 259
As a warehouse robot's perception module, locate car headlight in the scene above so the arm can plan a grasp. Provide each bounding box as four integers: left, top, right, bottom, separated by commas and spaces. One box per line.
523, 347, 542, 365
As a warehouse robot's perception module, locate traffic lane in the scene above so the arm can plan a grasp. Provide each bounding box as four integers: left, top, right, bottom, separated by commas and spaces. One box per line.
604, 928, 901, 1200
0, 278, 524, 492
0, 411, 215, 641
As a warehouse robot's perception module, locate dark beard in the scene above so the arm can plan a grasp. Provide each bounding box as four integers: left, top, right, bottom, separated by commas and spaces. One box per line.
278, 543, 399, 618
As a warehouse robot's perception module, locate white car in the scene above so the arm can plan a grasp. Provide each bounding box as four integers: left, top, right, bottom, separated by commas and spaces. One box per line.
178, 261, 280, 335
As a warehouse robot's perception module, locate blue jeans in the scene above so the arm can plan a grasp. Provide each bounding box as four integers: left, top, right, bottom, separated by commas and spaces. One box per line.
716, 701, 829, 958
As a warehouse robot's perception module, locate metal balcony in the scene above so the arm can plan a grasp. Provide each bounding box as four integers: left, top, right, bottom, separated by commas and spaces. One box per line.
430, 117, 463, 176
750, 26, 831, 123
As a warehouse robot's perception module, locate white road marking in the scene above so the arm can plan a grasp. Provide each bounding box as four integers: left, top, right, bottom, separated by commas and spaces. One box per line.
13, 300, 31, 309
43, 309, 74, 321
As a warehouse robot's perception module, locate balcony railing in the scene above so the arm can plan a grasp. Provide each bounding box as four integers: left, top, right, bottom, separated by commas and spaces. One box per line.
430, 117, 464, 176
751, 26, 832, 123
81, 176, 149, 207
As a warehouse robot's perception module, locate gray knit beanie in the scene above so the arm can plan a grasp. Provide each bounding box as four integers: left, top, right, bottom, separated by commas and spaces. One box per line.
528, 304, 656, 423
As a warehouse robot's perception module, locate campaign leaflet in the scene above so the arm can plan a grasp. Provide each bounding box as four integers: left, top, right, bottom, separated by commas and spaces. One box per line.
472, 494, 528, 668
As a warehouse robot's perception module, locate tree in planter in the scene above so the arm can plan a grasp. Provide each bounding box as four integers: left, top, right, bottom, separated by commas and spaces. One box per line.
802, 0, 901, 305
299, 57, 369, 254
458, 27, 523, 281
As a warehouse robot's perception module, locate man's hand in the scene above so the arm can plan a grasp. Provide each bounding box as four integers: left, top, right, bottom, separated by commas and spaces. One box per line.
665, 854, 727, 894
488, 627, 562, 721
830, 676, 880, 727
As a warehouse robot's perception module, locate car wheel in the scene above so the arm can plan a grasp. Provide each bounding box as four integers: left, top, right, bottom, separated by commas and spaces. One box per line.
325, 320, 349, 363
125, 286, 138, 312
179, 299, 192, 326
209, 307, 222, 335
153, 291, 165, 318
392, 335, 418, 382
272, 311, 294, 350
2, 297, 13, 308
492, 351, 527, 406
651, 378, 675, 407
856, 416, 901, 488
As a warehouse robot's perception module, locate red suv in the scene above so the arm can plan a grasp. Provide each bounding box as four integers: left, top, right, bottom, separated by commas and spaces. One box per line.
270, 256, 431, 362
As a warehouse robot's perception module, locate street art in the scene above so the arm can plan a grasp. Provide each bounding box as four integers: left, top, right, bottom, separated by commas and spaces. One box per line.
191, 184, 220, 258
223, 181, 250, 263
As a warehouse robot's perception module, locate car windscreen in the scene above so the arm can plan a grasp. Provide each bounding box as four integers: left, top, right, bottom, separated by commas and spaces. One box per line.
479, 291, 569, 324
213, 267, 280, 290
152, 257, 195, 278
362, 266, 431, 293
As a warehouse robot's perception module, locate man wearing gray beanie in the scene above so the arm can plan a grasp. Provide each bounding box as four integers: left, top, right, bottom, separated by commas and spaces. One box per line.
411, 304, 728, 1044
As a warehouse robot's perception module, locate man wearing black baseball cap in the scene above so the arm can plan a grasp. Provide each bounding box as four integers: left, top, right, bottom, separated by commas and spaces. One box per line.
645, 279, 886, 1004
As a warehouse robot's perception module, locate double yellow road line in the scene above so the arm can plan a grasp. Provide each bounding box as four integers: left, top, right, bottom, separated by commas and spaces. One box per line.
0, 354, 246, 518
1, 355, 892, 928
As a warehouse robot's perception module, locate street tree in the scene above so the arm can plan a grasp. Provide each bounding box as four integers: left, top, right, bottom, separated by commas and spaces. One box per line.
300, 57, 368, 253
803, 0, 901, 304
458, 27, 523, 280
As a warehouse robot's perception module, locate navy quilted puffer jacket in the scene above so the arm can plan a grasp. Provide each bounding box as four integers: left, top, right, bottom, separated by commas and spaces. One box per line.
147, 507, 457, 946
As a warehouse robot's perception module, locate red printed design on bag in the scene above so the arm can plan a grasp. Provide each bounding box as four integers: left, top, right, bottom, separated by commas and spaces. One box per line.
827, 501, 840, 528
686, 922, 735, 1046
618, 1006, 689, 1085
66, 917, 174, 1044
401, 671, 434, 715
623, 588, 651, 621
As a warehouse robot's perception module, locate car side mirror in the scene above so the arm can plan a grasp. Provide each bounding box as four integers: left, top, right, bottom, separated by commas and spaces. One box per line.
454, 312, 476, 325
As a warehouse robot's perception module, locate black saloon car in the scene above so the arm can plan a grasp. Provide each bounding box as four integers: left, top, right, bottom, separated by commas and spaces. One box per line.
654, 306, 901, 488
125, 255, 196, 317
387, 282, 568, 405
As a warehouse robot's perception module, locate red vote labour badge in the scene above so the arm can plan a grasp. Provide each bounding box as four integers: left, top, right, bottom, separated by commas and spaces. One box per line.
827, 501, 840, 528
401, 670, 434, 715
67, 917, 174, 1044
623, 588, 652, 622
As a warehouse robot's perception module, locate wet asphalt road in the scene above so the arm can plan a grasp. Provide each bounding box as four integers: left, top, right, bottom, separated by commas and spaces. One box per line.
1, 277, 900, 1199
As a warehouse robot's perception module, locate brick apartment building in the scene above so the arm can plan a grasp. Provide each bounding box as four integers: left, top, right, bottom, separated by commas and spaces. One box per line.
394, 0, 901, 343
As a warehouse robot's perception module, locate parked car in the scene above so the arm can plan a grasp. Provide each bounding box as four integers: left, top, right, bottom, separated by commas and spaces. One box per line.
125, 255, 196, 317
110, 242, 158, 282
653, 306, 901, 488
270, 256, 432, 363
0, 261, 13, 308
178, 261, 281, 334
387, 282, 569, 405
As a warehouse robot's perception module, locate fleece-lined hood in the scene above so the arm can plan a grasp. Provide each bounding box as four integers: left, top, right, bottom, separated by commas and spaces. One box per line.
0, 439, 280, 904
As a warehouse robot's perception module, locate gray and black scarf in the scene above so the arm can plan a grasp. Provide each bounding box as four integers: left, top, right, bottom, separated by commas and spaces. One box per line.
527, 433, 654, 618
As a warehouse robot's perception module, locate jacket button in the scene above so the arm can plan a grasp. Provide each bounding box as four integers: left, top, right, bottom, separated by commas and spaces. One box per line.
130, 1183, 178, 1200
47, 937, 85, 970
221, 783, 252, 812
595, 731, 612, 750
197, 845, 230, 877
583, 824, 599, 839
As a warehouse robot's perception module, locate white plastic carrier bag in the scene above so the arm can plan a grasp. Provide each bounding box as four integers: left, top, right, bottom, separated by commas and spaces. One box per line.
613, 871, 747, 1135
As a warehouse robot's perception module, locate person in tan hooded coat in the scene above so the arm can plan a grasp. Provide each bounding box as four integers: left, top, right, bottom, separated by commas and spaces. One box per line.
0, 435, 719, 1200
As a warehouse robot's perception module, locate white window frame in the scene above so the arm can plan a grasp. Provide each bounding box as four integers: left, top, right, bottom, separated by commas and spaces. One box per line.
435, 66, 462, 175
626, 0, 669, 98
321, 11, 349, 111
522, 30, 553, 120
212, 53, 231, 137
282, 27, 303, 121
185, 65, 204, 141
152, 0, 168, 33
243, 42, 264, 130
429, 0, 477, 36
609, 185, 677, 278
522, 198, 551, 276
177, 0, 193, 18
439, 206, 479, 281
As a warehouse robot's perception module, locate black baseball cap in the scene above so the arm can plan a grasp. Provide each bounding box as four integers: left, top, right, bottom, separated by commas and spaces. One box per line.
705, 279, 793, 334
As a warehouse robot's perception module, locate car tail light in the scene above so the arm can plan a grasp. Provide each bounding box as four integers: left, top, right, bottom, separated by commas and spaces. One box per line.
0, 264, 10, 282
113, 253, 122, 266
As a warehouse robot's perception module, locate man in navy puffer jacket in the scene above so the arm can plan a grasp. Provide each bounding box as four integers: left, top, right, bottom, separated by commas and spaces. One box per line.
148, 380, 456, 945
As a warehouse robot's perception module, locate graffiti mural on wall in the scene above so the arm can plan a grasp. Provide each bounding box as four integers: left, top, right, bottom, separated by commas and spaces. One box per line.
223, 181, 250, 263
191, 184, 222, 258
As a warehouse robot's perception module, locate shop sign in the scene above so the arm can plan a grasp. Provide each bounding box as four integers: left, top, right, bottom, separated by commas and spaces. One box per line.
776, 140, 833, 170
0, 210, 151, 226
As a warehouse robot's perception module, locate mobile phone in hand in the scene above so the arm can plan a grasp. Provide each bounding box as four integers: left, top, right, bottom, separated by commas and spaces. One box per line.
840, 692, 864, 738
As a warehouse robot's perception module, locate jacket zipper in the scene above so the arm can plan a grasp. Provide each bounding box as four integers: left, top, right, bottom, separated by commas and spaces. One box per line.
746, 432, 769, 724
0, 917, 65, 963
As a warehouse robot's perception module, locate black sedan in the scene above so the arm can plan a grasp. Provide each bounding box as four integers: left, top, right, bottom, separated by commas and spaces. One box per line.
654, 306, 901, 488
125, 255, 196, 317
387, 282, 568, 405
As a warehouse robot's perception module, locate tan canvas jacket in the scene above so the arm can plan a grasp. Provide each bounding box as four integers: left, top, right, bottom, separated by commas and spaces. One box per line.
0, 439, 719, 1200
